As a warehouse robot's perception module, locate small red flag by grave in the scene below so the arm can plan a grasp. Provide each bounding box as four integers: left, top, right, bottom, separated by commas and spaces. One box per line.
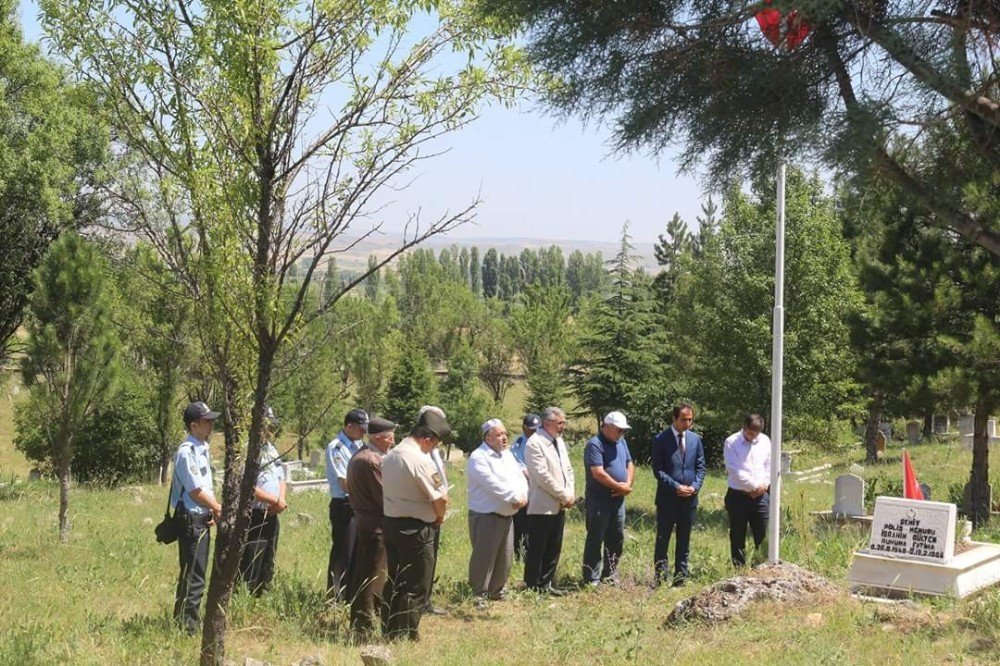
903, 450, 925, 500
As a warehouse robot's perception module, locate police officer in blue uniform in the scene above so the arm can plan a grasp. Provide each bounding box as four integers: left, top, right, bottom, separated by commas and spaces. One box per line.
326, 408, 368, 600
239, 405, 287, 596
171, 401, 223, 634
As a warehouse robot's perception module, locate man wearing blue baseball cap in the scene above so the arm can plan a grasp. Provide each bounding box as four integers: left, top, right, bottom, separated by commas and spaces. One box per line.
509, 413, 540, 561
326, 408, 368, 601
171, 401, 222, 634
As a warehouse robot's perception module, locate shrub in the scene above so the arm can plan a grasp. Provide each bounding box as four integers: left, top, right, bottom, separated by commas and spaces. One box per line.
15, 381, 159, 487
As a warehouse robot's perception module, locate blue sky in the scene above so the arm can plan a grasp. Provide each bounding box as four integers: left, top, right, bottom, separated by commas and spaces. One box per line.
17, 2, 706, 247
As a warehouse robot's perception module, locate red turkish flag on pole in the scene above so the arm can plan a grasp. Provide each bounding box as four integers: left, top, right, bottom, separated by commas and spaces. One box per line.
902, 450, 924, 500
754, 0, 811, 49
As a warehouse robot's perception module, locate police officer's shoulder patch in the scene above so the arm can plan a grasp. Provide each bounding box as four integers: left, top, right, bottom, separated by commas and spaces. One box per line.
431, 471, 443, 487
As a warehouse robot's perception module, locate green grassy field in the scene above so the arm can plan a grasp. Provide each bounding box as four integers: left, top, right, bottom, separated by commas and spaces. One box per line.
2, 436, 1000, 664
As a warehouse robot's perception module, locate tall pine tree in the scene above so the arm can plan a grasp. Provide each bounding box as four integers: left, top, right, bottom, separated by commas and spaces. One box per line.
570, 222, 664, 425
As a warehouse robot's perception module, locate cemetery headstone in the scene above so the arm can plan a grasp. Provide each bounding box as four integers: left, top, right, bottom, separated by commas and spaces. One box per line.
833, 474, 865, 517
868, 496, 956, 563
932, 415, 949, 434
906, 421, 921, 445
309, 449, 322, 469
959, 414, 975, 449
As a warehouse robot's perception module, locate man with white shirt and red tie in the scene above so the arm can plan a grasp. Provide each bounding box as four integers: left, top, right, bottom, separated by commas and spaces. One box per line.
723, 413, 772, 567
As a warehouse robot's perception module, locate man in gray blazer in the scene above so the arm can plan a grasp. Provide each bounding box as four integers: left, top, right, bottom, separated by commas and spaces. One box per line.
523, 406, 575, 594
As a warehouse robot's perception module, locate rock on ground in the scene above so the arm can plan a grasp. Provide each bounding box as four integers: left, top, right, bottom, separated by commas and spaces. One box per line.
360, 644, 393, 665
666, 562, 840, 625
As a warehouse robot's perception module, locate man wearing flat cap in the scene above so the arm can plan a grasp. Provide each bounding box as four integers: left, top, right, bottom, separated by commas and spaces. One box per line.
582, 411, 635, 586
345, 416, 396, 639
466, 418, 528, 605
381, 409, 451, 640
326, 408, 368, 601
171, 401, 222, 634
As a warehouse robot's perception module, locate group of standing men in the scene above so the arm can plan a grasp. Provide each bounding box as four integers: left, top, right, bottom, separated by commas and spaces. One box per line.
167, 397, 775, 639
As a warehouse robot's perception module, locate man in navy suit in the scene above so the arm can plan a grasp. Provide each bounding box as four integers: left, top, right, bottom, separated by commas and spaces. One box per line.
652, 403, 706, 586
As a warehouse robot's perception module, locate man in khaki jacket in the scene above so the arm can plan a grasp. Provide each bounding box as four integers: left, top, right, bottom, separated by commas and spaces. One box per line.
523, 406, 575, 594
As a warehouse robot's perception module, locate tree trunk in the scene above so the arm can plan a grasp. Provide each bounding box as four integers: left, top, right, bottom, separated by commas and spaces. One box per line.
56, 409, 73, 543
58, 452, 71, 543
200, 148, 278, 664
968, 390, 992, 527
160, 448, 172, 486
863, 392, 884, 464
199, 369, 252, 665
922, 412, 933, 440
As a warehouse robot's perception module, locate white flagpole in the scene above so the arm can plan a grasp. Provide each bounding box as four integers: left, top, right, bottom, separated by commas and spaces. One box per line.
768, 160, 786, 564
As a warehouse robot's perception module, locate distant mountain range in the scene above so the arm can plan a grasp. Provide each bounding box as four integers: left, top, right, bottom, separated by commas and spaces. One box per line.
321, 231, 659, 274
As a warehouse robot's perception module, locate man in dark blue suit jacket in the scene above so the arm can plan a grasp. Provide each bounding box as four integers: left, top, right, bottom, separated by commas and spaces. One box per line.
651, 403, 706, 586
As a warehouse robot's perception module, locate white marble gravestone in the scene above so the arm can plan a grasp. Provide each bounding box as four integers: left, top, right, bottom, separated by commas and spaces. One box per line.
833, 474, 865, 517
851, 496, 1000, 597
868, 497, 955, 563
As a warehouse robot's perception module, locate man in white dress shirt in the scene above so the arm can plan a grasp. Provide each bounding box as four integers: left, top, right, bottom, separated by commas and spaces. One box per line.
466, 419, 529, 603
722, 413, 771, 567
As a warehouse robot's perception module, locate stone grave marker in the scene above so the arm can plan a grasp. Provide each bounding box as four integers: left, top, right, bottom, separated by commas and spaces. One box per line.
932, 414, 949, 434
833, 474, 865, 517
868, 496, 956, 563
906, 421, 921, 445
309, 449, 323, 469
959, 414, 975, 449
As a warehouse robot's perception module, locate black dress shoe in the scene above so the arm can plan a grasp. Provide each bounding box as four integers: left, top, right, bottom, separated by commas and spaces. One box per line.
671, 577, 687, 588
545, 586, 567, 597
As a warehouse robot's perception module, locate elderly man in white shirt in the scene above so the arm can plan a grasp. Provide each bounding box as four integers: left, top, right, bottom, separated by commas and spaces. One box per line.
722, 413, 772, 567
466, 418, 529, 604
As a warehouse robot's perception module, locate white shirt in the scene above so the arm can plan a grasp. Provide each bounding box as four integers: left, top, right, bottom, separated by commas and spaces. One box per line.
723, 430, 772, 491
467, 442, 529, 516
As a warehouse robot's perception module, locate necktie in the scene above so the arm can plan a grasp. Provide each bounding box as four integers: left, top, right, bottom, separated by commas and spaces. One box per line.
678, 431, 685, 459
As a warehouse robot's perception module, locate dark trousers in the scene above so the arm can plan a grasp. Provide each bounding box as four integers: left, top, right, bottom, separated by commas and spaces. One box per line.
512, 506, 529, 561
328, 497, 356, 600
349, 528, 388, 639
725, 488, 769, 567
425, 524, 441, 609
383, 516, 438, 640
582, 499, 625, 583
654, 498, 696, 582
239, 509, 279, 596
174, 512, 211, 633
523, 512, 565, 591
